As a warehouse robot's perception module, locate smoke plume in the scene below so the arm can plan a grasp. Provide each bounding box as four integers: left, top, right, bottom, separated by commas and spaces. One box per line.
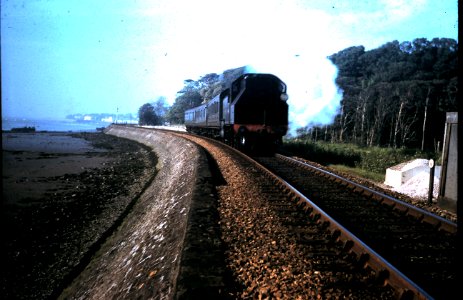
246, 53, 342, 136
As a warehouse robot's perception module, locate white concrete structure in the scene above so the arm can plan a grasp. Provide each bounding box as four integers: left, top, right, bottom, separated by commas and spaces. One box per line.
384, 159, 441, 200
384, 159, 432, 188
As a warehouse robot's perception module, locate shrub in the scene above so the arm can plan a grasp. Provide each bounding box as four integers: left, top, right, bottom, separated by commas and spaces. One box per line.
281, 139, 434, 175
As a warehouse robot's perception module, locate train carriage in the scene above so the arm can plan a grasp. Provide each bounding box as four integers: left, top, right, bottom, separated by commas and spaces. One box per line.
184, 102, 207, 130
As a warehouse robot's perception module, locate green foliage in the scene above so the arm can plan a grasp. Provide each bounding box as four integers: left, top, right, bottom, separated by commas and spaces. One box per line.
325, 38, 458, 151
198, 73, 221, 101
165, 66, 247, 124
151, 97, 169, 123
329, 164, 385, 183
166, 87, 202, 124
138, 103, 161, 125
354, 146, 422, 173
282, 139, 433, 174
282, 139, 360, 167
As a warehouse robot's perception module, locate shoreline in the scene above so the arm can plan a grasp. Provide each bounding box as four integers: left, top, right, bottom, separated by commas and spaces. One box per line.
2, 117, 112, 133
2, 132, 112, 204
1, 132, 158, 299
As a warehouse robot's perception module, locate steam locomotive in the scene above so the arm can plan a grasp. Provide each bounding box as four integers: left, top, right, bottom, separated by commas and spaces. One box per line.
184, 73, 288, 152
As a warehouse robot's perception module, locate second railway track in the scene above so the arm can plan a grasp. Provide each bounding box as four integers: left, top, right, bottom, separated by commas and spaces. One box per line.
254, 154, 457, 300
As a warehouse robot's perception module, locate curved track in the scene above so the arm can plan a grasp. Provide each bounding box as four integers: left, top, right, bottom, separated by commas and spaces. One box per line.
165, 130, 443, 299
254, 154, 457, 299
135, 127, 457, 299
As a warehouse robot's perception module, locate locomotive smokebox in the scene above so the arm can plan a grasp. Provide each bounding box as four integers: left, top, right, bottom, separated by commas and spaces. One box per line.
185, 73, 288, 154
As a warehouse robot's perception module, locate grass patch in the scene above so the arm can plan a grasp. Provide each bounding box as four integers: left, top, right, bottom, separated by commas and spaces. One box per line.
328, 164, 385, 183
281, 138, 438, 180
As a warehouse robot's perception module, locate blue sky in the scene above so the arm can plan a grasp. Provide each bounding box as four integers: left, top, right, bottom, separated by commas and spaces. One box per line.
1, 0, 458, 124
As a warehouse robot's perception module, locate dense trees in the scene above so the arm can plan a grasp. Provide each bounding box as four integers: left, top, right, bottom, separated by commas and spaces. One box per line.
138, 98, 169, 125
138, 103, 160, 125
151, 97, 169, 124
165, 79, 203, 124
164, 66, 247, 124
138, 38, 457, 153
300, 38, 458, 151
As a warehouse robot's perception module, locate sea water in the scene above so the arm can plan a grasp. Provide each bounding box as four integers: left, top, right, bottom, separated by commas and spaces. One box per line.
1, 118, 112, 132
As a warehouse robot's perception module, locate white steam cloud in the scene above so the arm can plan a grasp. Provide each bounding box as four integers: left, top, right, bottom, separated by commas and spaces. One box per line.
247, 54, 342, 136
152, 0, 345, 134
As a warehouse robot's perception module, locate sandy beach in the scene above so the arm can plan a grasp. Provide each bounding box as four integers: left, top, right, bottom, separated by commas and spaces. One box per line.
1, 132, 158, 299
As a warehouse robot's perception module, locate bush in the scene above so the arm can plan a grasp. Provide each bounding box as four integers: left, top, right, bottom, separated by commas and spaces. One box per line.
281, 140, 360, 167
281, 139, 434, 174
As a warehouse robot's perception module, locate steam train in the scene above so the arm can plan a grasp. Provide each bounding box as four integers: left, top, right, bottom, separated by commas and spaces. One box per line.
184, 73, 288, 152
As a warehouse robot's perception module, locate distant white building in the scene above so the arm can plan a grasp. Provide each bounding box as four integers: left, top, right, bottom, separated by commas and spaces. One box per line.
116, 118, 138, 124
83, 115, 92, 121
101, 116, 113, 122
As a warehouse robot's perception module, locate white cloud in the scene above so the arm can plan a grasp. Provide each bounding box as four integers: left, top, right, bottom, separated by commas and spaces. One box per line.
139, 0, 346, 129
336, 0, 428, 29
3, 0, 455, 121
381, 0, 427, 20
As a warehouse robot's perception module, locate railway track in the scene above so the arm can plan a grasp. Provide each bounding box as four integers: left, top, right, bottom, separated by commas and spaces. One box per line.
254, 154, 457, 300
161, 130, 448, 299
135, 127, 456, 299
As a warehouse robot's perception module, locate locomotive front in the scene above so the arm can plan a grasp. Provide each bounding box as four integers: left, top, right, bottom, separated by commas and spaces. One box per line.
227, 73, 289, 151
184, 73, 289, 153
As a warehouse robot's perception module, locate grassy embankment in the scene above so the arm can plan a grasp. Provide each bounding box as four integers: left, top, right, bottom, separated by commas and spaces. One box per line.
281, 139, 438, 183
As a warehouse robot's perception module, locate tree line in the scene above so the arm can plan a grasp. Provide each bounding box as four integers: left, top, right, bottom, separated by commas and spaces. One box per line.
137, 67, 247, 125
138, 38, 457, 152
302, 38, 457, 151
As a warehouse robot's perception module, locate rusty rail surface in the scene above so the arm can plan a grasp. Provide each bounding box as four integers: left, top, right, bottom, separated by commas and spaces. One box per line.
249, 156, 434, 300
277, 154, 457, 234
187, 132, 436, 299
256, 154, 456, 299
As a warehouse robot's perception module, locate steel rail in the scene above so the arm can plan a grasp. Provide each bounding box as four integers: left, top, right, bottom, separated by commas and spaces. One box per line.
247, 155, 434, 300
135, 127, 436, 299
277, 154, 457, 234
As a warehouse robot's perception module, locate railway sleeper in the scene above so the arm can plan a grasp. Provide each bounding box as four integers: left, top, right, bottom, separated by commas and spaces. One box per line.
267, 200, 296, 207
295, 200, 313, 212
297, 237, 337, 246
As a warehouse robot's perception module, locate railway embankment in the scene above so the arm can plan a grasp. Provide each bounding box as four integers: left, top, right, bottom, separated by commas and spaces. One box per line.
60, 125, 228, 299
3, 130, 158, 299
